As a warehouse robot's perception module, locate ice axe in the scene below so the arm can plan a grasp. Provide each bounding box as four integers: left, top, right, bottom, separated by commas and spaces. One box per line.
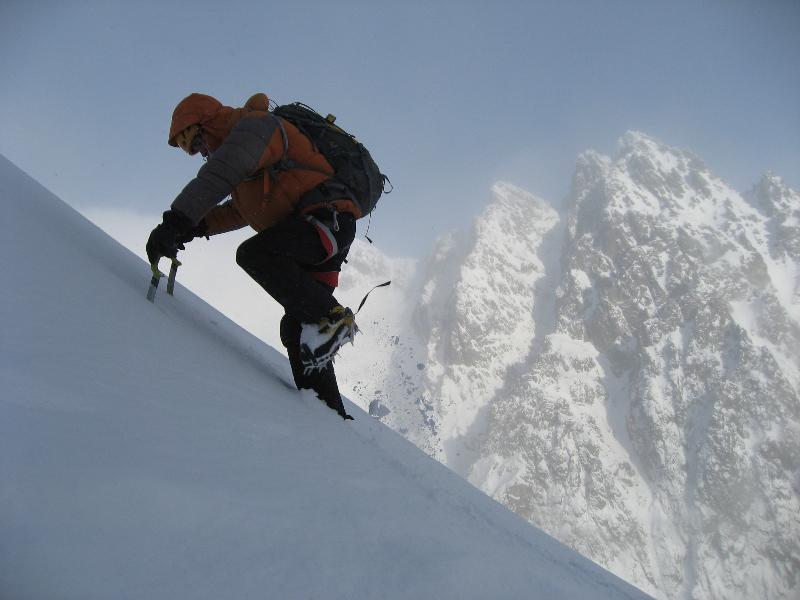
146, 257, 181, 302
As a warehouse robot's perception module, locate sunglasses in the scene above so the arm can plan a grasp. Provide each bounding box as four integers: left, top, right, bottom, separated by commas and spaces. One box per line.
175, 125, 205, 155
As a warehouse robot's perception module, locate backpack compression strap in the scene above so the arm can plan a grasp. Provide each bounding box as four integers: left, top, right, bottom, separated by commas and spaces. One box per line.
304, 212, 343, 288
304, 214, 339, 264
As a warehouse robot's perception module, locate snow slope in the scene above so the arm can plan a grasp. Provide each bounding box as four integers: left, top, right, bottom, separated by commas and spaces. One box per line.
0, 154, 650, 599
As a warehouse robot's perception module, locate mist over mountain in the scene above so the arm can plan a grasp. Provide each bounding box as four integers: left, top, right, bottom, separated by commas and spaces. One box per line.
337, 132, 800, 600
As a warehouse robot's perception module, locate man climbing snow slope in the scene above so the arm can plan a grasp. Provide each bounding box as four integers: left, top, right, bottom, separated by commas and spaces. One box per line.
146, 92, 386, 420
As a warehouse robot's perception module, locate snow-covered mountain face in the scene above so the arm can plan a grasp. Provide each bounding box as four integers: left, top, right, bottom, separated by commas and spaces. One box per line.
340, 134, 800, 600
338, 183, 560, 473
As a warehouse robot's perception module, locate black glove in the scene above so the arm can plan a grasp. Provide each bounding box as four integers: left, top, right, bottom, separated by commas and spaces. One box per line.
176, 219, 209, 245
146, 210, 194, 265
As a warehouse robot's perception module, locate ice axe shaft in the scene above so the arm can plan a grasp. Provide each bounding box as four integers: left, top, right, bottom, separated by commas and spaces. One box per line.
146, 262, 163, 303
166, 258, 181, 295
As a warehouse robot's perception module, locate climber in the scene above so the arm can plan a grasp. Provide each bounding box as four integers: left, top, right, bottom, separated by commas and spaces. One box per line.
145, 93, 365, 420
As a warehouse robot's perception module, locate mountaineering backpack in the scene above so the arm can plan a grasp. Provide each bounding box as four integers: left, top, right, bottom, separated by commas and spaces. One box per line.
272, 102, 390, 218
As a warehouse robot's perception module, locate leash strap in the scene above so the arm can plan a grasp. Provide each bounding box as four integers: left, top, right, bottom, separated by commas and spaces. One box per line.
356, 281, 391, 314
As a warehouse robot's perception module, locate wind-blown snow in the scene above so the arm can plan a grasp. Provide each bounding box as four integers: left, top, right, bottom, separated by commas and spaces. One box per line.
0, 155, 650, 599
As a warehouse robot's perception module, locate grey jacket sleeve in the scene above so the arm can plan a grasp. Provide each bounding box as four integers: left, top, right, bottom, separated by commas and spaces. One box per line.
170, 115, 279, 225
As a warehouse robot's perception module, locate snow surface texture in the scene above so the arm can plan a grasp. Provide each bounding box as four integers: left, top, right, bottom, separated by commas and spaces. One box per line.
0, 154, 650, 599
338, 134, 800, 600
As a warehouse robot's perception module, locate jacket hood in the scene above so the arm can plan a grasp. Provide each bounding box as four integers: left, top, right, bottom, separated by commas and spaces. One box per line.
168, 93, 270, 150
168, 93, 230, 148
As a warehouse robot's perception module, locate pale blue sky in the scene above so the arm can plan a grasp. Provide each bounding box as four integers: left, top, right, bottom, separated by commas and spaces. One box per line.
2, 0, 798, 257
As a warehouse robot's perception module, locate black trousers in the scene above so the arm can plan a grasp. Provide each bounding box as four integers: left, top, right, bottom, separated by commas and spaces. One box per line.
236, 211, 356, 323
236, 211, 356, 417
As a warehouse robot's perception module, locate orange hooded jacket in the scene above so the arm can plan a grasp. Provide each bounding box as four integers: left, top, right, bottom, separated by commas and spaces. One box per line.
168, 93, 357, 235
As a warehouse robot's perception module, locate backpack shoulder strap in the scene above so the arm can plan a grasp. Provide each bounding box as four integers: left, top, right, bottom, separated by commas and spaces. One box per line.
267, 114, 333, 179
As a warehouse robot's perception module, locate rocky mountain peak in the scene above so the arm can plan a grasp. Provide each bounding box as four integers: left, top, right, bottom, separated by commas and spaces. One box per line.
489, 180, 544, 208
746, 173, 800, 253
338, 133, 799, 600
474, 136, 800, 599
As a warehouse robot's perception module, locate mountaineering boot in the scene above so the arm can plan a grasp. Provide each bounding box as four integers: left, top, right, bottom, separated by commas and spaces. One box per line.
299, 305, 357, 373
281, 313, 354, 420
